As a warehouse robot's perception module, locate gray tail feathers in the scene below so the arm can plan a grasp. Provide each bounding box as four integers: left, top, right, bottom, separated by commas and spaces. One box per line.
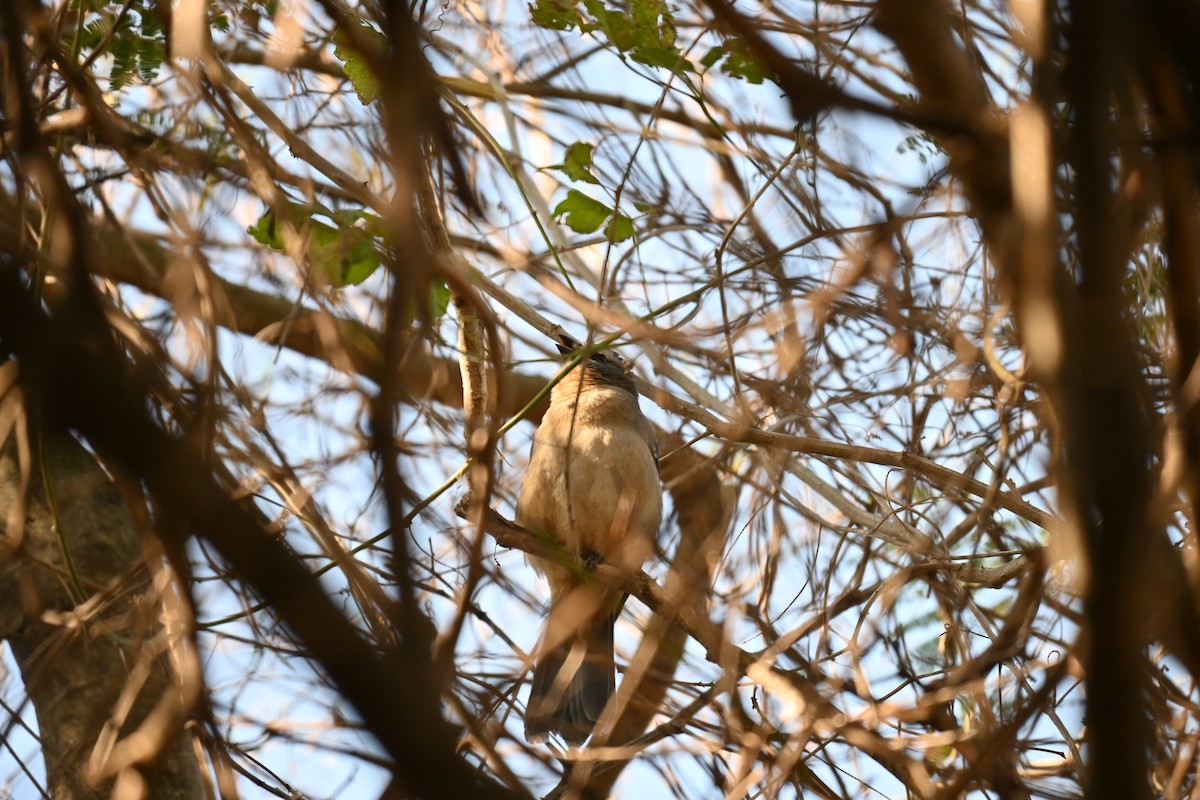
525, 612, 616, 745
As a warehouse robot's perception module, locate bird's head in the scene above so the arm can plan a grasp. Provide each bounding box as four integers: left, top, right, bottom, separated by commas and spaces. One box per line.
553, 331, 637, 396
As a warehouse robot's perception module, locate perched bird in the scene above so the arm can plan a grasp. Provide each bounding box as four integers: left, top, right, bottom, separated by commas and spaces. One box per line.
517, 332, 663, 744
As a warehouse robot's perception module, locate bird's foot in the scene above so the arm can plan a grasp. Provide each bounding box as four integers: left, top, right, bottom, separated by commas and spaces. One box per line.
581, 549, 603, 570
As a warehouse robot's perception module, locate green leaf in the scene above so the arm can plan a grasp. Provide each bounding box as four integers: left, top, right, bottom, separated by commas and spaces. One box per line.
72, 5, 168, 91
700, 45, 725, 69
333, 21, 388, 105
110, 33, 137, 90
582, 0, 634, 50
429, 280, 452, 320
77, 16, 113, 49
553, 190, 612, 234
720, 46, 770, 84
580, 0, 690, 73
339, 53, 378, 105
701, 38, 771, 84
552, 190, 635, 243
140, 4, 165, 36
337, 245, 382, 286
557, 142, 601, 184
606, 214, 635, 243
249, 204, 451, 324
395, 280, 454, 328
330, 207, 375, 227
248, 204, 384, 288
631, 43, 686, 69
247, 212, 283, 250
529, 0, 583, 30
137, 37, 165, 83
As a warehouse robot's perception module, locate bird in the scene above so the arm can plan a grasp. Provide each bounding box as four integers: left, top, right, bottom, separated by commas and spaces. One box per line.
517, 332, 663, 745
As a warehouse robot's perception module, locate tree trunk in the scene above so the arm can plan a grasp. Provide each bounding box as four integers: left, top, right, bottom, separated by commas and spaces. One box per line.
0, 429, 203, 798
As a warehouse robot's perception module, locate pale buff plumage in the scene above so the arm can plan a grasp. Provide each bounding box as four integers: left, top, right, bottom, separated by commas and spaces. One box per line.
517, 339, 662, 744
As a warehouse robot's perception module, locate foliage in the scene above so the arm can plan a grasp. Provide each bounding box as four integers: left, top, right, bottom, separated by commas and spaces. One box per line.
247, 203, 385, 288
700, 38, 771, 83
531, 0, 691, 70
552, 188, 636, 242
555, 141, 602, 185
333, 20, 388, 105
66, 0, 167, 89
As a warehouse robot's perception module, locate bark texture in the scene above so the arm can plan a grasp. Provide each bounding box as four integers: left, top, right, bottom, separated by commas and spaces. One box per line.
0, 432, 204, 799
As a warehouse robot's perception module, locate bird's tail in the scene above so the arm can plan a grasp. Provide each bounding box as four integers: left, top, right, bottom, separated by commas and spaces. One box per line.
525, 610, 616, 745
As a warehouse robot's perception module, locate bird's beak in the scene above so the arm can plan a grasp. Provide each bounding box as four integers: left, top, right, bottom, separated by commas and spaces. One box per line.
554, 331, 582, 356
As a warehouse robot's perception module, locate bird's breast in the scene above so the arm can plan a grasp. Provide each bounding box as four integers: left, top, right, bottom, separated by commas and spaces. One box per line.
516, 398, 662, 581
